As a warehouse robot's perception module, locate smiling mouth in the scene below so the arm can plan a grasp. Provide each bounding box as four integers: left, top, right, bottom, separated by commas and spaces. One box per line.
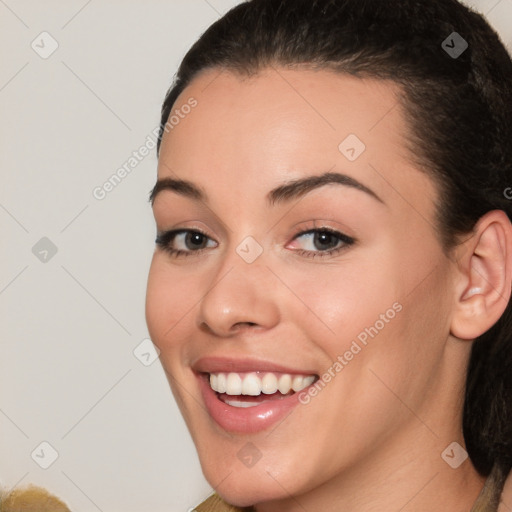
207, 371, 318, 408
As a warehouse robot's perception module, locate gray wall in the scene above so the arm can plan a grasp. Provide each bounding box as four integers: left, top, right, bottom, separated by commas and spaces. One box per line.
1, 1, 511, 510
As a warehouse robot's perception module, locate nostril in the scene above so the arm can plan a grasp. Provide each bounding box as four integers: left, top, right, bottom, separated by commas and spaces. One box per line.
233, 322, 257, 329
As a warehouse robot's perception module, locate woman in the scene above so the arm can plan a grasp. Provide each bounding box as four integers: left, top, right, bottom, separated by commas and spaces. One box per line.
146, 0, 512, 510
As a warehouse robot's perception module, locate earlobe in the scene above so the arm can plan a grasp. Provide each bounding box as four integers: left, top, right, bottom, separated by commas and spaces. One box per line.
450, 210, 512, 340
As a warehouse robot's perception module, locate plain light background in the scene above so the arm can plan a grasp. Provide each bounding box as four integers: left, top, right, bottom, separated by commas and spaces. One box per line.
1, 1, 511, 511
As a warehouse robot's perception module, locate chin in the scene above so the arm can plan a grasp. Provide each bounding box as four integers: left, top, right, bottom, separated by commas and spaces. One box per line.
196, 442, 313, 508
204, 471, 283, 509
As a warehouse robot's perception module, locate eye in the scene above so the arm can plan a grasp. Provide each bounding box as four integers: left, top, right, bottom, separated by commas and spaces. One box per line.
155, 229, 216, 257
155, 226, 355, 259
289, 227, 355, 259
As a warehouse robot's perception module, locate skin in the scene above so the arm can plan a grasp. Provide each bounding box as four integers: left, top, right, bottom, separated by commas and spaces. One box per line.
146, 67, 511, 511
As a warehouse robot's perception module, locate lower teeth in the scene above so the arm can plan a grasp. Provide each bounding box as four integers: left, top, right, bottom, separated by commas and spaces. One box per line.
224, 399, 261, 408
220, 392, 293, 408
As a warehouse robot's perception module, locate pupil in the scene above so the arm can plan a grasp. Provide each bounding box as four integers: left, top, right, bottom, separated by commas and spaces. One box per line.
315, 232, 336, 250
188, 232, 205, 248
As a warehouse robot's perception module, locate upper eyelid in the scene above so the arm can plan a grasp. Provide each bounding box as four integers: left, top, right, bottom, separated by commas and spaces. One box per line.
157, 226, 350, 239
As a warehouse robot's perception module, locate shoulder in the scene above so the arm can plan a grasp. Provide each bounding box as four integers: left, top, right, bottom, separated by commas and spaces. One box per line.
498, 469, 512, 512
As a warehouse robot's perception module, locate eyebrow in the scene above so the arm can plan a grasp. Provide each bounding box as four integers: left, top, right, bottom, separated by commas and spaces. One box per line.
149, 171, 384, 207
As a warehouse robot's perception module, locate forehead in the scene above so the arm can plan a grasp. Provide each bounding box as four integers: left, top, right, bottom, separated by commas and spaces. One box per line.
157, 67, 438, 219
162, 67, 406, 163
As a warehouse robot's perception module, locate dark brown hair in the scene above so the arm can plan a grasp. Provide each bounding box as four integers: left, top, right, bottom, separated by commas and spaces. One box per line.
157, 0, 512, 477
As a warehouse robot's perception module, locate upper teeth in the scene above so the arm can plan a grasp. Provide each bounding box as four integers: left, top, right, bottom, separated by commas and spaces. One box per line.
209, 372, 316, 396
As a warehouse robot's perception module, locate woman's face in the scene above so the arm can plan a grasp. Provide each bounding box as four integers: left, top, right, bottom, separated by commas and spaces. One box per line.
146, 68, 464, 507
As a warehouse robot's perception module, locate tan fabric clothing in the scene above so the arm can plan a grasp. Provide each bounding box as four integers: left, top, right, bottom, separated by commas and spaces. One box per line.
0, 485, 71, 512
195, 465, 512, 512
194, 493, 253, 512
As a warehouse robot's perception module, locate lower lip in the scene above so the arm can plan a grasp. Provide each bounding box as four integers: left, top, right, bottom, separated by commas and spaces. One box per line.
197, 373, 308, 434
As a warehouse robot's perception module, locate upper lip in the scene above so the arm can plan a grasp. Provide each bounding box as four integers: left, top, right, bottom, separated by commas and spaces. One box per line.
192, 356, 318, 376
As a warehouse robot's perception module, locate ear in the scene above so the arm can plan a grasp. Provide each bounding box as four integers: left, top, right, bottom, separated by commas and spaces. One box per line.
450, 210, 512, 340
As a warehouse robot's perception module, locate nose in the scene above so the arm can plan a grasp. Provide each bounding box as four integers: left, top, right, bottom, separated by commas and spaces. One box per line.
196, 254, 280, 337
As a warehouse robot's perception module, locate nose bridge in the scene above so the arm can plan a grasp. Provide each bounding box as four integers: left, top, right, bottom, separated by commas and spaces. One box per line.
196, 234, 279, 336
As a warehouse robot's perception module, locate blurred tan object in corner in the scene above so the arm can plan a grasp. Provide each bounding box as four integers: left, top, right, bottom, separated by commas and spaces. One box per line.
0, 485, 71, 512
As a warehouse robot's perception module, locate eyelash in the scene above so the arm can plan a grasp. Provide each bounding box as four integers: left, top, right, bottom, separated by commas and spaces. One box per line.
155, 226, 355, 260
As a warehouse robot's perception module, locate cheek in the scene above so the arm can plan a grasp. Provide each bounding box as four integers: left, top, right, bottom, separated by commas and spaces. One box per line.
286, 257, 401, 359
145, 256, 195, 354
330, 250, 455, 423
384, 259, 454, 377
294, 243, 453, 403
